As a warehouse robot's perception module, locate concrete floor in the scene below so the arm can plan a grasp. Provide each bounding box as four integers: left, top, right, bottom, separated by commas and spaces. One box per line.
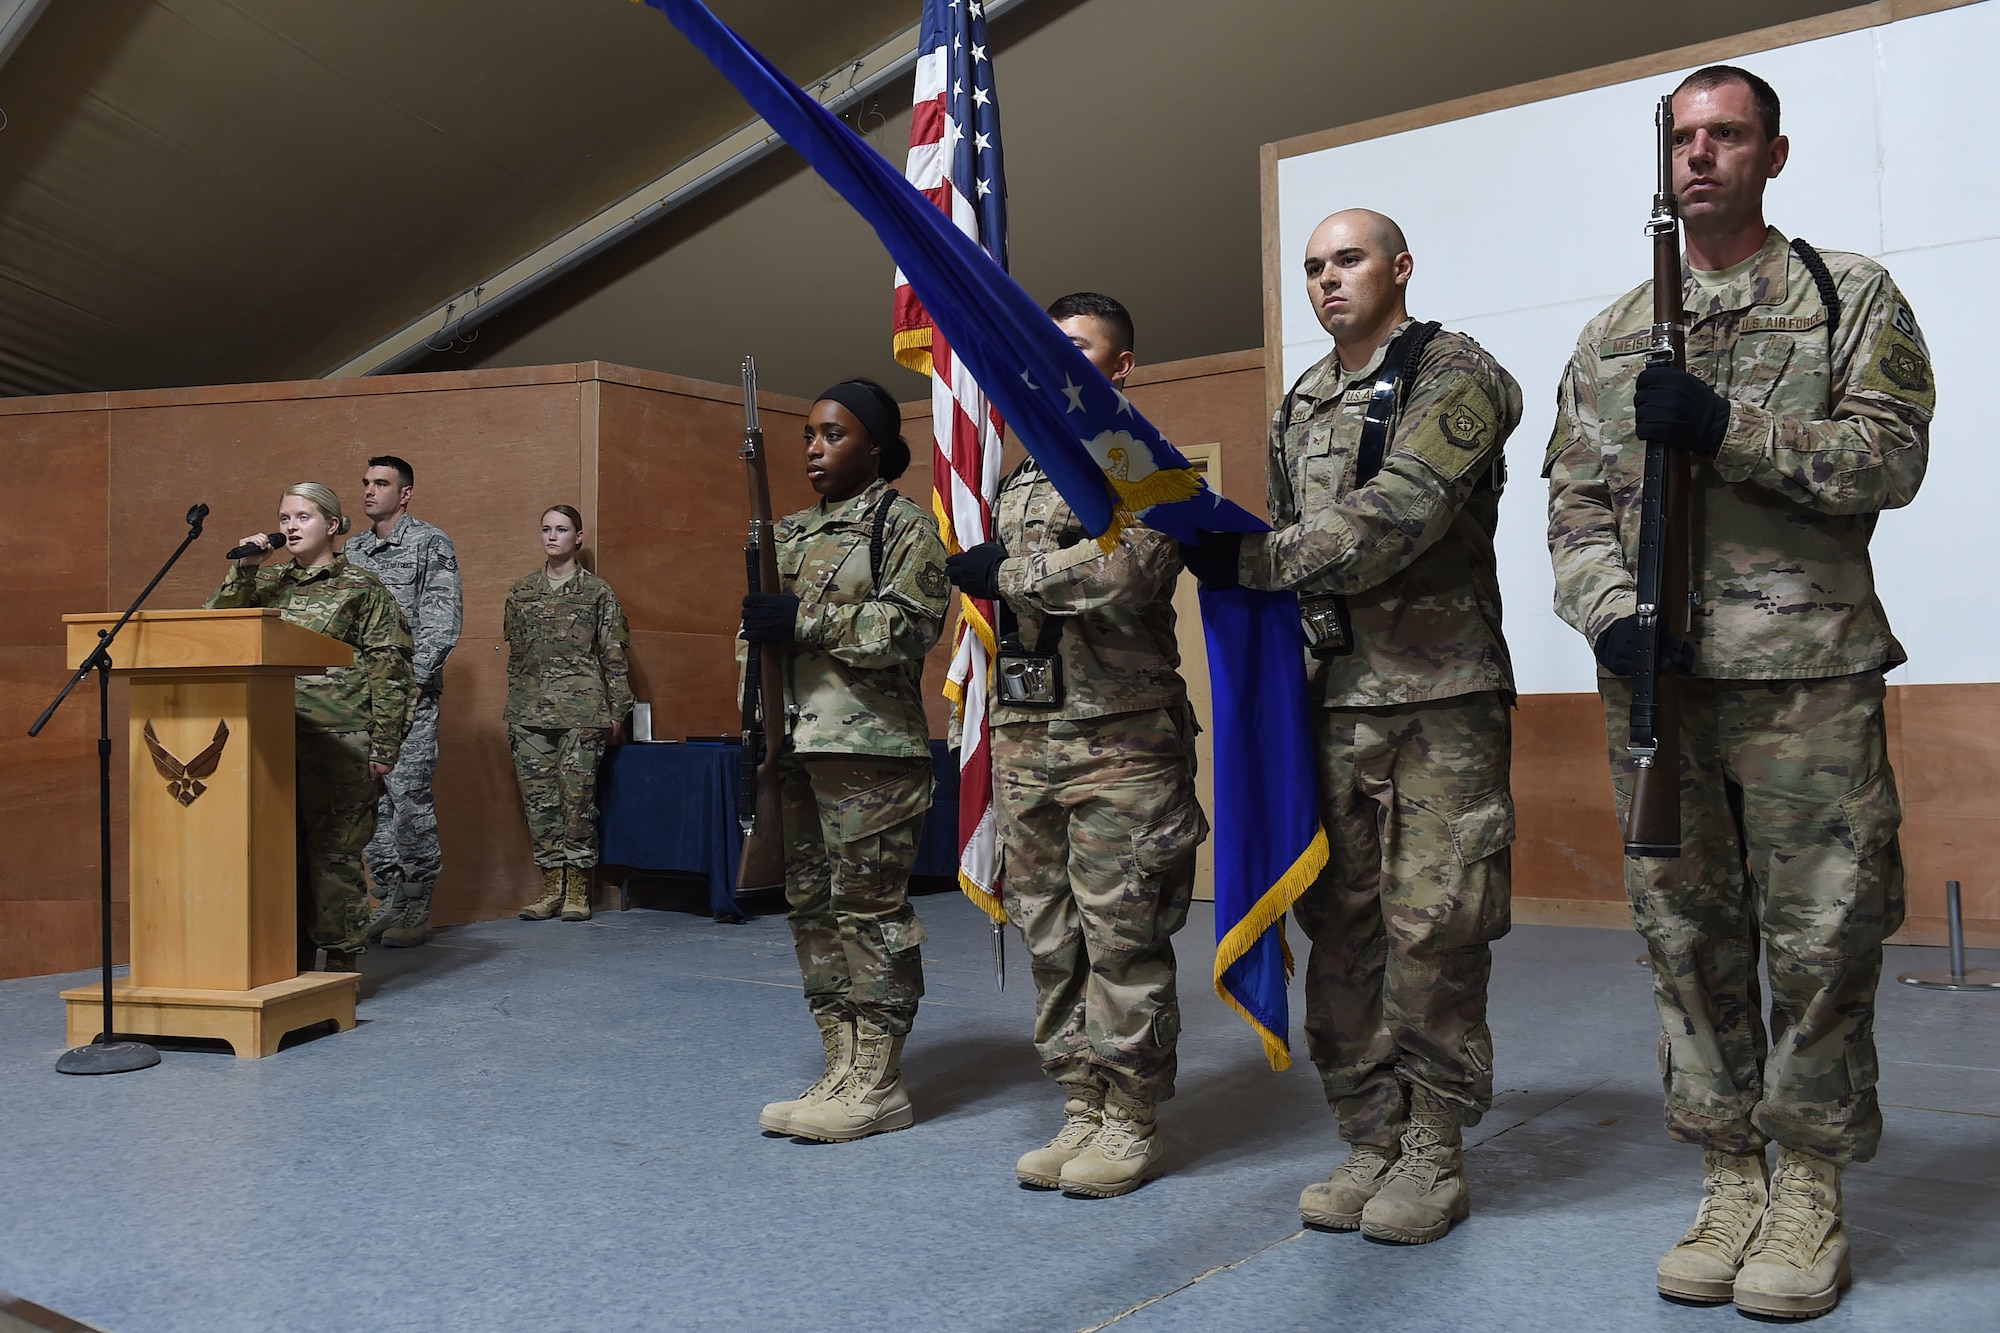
1, 888, 1995, 1333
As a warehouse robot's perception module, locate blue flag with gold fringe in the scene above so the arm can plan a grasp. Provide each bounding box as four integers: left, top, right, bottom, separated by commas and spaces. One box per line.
643, 0, 1327, 1066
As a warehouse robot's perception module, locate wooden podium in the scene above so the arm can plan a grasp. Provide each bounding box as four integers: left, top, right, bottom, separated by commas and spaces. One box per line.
59, 609, 363, 1057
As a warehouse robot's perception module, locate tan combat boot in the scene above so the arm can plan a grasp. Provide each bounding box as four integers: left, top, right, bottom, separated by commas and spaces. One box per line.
1360, 1088, 1468, 1244
1016, 1088, 1105, 1190
788, 1019, 913, 1142
1655, 1149, 1769, 1303
519, 867, 565, 920
363, 882, 403, 940
559, 867, 592, 922
758, 1014, 855, 1135
1300, 1142, 1400, 1231
1059, 1089, 1158, 1198
1732, 1148, 1851, 1319
381, 880, 433, 948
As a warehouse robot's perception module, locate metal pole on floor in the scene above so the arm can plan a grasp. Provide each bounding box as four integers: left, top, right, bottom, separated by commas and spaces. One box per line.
1899, 880, 2000, 992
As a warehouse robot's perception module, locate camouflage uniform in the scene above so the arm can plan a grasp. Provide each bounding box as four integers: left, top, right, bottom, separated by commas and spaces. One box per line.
206, 558, 414, 954
1547, 227, 1931, 1165
502, 567, 633, 867
343, 512, 462, 911
1238, 323, 1523, 1143
989, 461, 1205, 1104
775, 479, 948, 1038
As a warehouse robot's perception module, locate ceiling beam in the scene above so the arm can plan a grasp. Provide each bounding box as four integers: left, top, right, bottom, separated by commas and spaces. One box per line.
0, 0, 54, 69
327, 0, 1032, 379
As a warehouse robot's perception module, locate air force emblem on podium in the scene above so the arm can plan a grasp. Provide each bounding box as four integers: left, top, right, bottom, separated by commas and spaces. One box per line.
143, 718, 229, 806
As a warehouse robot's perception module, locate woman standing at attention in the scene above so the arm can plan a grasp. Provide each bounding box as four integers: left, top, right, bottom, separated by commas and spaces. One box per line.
507, 505, 632, 925
742, 379, 949, 1144
207, 482, 414, 972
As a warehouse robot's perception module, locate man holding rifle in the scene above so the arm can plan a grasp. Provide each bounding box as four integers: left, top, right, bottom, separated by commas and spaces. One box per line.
1546, 66, 1933, 1319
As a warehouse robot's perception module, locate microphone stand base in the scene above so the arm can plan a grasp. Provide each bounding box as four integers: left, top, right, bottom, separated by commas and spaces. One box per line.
56, 1040, 161, 1076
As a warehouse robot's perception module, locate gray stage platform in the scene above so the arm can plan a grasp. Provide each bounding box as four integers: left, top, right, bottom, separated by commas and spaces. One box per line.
1, 894, 1994, 1333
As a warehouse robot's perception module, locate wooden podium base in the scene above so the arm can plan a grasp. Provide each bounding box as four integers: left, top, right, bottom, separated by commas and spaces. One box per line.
61, 973, 359, 1059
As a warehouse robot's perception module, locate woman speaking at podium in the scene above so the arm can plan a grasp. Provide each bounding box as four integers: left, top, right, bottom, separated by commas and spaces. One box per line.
205, 482, 415, 972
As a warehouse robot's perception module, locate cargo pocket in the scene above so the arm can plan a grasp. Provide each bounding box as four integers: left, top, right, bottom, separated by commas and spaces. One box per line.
1838, 768, 1902, 860
1441, 787, 1515, 947
1132, 798, 1208, 876
1448, 787, 1516, 866
1838, 766, 1905, 943
880, 917, 928, 954
833, 766, 934, 842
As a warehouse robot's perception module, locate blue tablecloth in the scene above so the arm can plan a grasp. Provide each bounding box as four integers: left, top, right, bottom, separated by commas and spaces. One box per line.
599, 740, 958, 921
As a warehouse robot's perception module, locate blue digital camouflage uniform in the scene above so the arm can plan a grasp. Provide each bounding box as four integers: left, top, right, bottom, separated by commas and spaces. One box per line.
1547, 227, 1932, 1164
206, 557, 415, 955
343, 512, 462, 912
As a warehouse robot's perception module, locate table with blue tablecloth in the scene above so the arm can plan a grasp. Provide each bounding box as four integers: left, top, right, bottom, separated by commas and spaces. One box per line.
598, 740, 959, 921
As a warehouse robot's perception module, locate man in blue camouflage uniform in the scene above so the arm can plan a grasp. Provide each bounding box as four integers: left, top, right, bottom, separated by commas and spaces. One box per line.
345, 455, 462, 948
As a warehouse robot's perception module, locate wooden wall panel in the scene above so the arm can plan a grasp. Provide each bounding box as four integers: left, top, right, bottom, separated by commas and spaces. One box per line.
1886, 682, 2000, 947
7, 360, 1994, 976
1512, 691, 1626, 904
0, 412, 112, 979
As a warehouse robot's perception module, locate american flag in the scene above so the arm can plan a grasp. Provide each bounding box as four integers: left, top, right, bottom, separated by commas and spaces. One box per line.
893, 0, 1008, 923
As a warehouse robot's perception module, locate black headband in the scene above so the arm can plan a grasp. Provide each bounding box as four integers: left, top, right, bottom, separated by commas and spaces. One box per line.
815, 381, 900, 457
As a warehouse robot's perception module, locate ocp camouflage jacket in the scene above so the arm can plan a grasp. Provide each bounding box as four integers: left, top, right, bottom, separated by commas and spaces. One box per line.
1546, 227, 1933, 679
776, 479, 948, 759
1241, 322, 1522, 708
502, 567, 633, 729
205, 557, 416, 766
991, 460, 1187, 726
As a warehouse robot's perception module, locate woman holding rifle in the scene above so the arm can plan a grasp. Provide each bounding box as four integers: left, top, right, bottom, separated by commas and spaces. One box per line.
743, 378, 949, 1144
505, 505, 632, 925
206, 483, 414, 973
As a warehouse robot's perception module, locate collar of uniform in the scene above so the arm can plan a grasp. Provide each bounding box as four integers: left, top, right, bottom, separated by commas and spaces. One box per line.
1682, 225, 1789, 321
366, 511, 414, 549
534, 565, 588, 592
799, 478, 891, 533
285, 554, 346, 584
1296, 318, 1415, 404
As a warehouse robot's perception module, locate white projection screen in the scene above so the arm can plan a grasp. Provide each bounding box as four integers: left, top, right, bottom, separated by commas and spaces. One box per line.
1265, 0, 1998, 696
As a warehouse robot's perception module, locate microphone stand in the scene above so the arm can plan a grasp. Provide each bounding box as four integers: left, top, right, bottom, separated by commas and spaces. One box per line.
30, 503, 209, 1075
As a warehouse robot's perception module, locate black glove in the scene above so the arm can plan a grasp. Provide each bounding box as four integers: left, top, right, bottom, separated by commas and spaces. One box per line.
1179, 532, 1242, 590
741, 592, 800, 644
1634, 365, 1729, 457
943, 541, 1008, 600
1594, 614, 1695, 677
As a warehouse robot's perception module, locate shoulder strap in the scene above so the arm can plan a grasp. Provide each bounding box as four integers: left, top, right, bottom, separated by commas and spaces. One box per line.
1354, 320, 1444, 486
1788, 238, 1841, 339
868, 488, 900, 589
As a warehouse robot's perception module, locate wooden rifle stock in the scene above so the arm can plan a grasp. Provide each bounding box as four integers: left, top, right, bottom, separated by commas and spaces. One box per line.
1625, 96, 1692, 859
737, 356, 788, 889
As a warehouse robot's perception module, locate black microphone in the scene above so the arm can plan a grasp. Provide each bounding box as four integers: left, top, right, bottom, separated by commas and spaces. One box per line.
226, 533, 287, 560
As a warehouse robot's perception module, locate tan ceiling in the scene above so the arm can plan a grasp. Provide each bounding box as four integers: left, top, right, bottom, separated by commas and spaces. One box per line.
0, 0, 914, 396
0, 0, 1858, 401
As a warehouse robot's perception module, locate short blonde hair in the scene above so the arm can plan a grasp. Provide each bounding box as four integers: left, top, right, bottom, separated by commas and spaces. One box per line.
283, 481, 352, 536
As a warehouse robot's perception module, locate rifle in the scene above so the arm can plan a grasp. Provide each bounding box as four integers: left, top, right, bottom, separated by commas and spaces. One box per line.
1625, 95, 1692, 860
737, 355, 788, 889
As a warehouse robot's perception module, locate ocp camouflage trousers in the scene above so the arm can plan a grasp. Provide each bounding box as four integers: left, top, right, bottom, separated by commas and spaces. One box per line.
509, 724, 608, 868
993, 707, 1204, 1104
366, 692, 441, 888
297, 728, 378, 954
1601, 671, 1903, 1165
781, 753, 932, 1037
1298, 692, 1513, 1145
